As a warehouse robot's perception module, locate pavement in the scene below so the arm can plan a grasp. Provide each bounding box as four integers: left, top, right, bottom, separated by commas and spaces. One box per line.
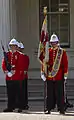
0, 111, 74, 120
0, 101, 74, 120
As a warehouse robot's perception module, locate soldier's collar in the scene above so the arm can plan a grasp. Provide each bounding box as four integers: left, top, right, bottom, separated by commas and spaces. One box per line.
10, 50, 17, 53
52, 46, 59, 50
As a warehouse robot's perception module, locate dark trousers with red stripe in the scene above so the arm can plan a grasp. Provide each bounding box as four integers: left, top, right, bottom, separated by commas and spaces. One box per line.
16, 79, 28, 109
24, 78, 28, 107
20, 79, 28, 108
47, 80, 64, 112
6, 80, 26, 110
6, 80, 22, 110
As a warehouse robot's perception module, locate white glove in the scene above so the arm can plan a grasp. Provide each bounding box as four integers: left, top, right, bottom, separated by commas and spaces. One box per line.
64, 76, 67, 84
41, 74, 46, 81
41, 72, 46, 81
7, 72, 13, 77
4, 70, 14, 77
64, 76, 67, 80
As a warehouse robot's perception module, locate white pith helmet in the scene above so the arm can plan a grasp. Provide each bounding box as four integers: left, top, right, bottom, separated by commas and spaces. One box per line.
9, 38, 18, 46
18, 42, 24, 49
50, 33, 59, 43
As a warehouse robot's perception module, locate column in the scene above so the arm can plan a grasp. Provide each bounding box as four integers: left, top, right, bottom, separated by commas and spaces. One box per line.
0, 0, 10, 85
9, 0, 17, 39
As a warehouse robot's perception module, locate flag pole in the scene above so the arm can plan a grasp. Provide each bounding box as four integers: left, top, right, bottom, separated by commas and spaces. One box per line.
37, 6, 49, 112
43, 7, 48, 113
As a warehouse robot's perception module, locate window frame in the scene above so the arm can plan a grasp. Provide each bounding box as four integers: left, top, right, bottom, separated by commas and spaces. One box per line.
39, 0, 70, 48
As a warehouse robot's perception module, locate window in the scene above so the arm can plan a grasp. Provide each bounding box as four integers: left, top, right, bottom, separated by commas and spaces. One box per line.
39, 0, 70, 47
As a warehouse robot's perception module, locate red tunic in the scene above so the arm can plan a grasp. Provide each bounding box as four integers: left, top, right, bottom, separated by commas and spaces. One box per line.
46, 47, 68, 81
41, 47, 68, 81
19, 53, 29, 79
24, 55, 29, 79
2, 50, 25, 81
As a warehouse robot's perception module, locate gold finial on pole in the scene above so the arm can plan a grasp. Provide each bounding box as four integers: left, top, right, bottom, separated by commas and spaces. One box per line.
43, 6, 47, 16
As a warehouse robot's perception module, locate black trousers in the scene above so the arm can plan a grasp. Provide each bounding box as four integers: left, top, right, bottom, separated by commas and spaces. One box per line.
24, 78, 28, 107
16, 79, 28, 109
20, 79, 28, 108
6, 80, 21, 109
47, 80, 64, 112
6, 80, 26, 110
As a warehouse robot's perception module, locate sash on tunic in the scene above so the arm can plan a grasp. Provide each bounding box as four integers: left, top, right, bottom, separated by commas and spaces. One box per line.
48, 48, 63, 78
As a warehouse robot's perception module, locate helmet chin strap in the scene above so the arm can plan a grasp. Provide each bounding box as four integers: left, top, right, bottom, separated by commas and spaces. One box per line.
51, 43, 58, 48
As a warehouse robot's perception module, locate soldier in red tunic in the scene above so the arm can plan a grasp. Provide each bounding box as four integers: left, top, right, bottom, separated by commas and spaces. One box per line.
41, 34, 68, 114
17, 42, 29, 110
2, 38, 26, 112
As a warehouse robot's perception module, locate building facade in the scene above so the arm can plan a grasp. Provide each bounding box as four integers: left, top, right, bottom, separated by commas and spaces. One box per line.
0, 0, 74, 85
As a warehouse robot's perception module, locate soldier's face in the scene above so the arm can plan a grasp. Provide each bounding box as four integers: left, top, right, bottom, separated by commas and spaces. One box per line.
9, 45, 17, 51
50, 42, 58, 48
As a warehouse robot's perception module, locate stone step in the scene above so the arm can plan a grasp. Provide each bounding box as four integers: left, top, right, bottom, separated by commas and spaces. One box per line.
0, 96, 44, 102
0, 100, 74, 112
28, 79, 43, 85
0, 92, 74, 101
28, 85, 44, 91
1, 85, 74, 92
0, 79, 74, 102
1, 90, 74, 99
0, 87, 74, 98
28, 91, 43, 97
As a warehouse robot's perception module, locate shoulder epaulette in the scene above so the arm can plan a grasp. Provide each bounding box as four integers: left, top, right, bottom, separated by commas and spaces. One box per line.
17, 51, 24, 55
63, 48, 66, 51
59, 47, 66, 53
